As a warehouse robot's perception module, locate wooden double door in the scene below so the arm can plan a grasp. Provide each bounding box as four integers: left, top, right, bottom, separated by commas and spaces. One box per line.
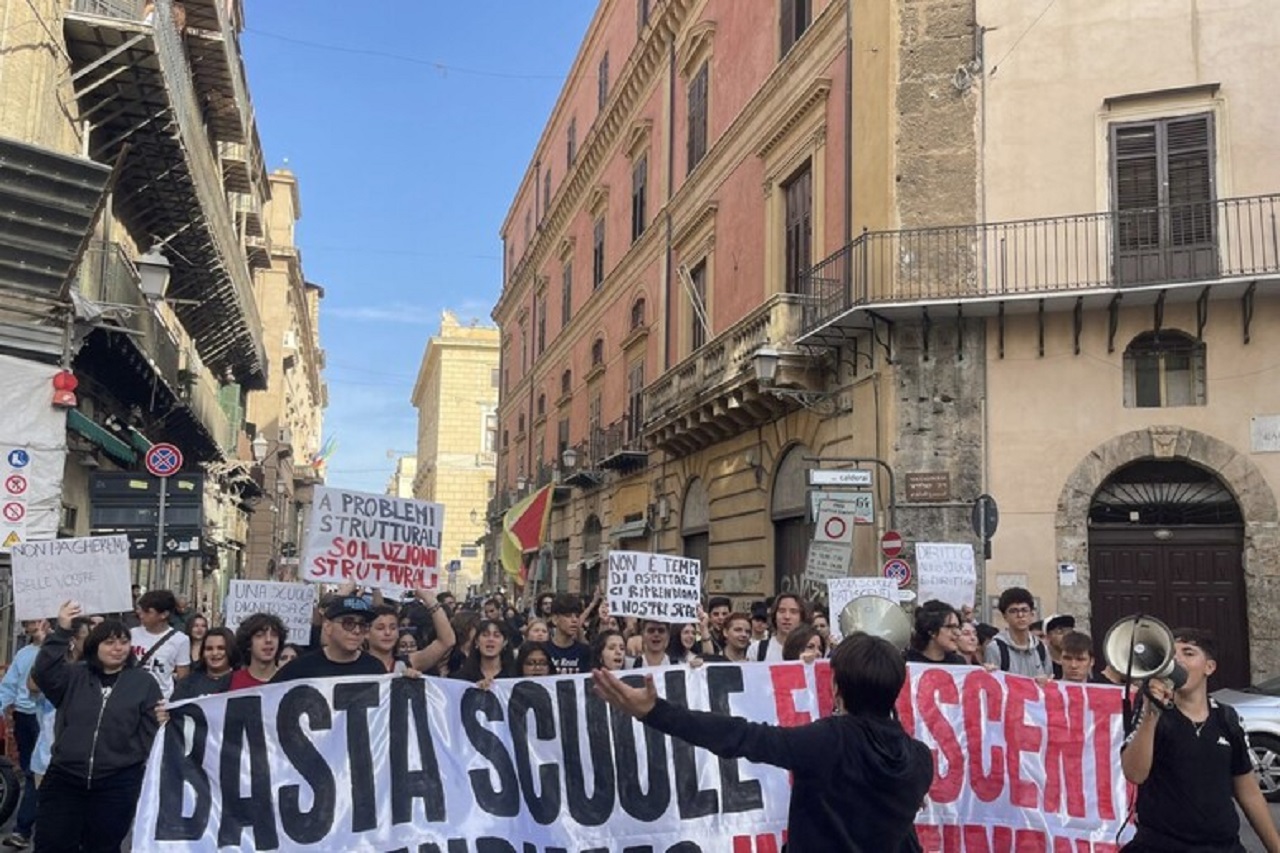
1089, 526, 1249, 690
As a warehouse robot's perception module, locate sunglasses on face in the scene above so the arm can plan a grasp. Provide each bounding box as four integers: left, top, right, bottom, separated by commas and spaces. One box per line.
336, 618, 370, 633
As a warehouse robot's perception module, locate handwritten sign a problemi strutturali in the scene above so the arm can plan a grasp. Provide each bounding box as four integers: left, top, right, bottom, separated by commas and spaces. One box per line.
301, 486, 444, 594
607, 550, 700, 621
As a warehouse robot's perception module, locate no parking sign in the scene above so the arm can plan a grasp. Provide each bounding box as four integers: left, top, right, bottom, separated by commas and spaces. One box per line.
882, 558, 913, 588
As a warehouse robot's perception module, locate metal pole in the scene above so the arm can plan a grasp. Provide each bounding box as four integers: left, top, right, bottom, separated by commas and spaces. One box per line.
155, 475, 167, 590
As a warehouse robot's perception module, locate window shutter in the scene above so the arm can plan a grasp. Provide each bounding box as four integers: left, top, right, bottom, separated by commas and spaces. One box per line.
1166, 114, 1213, 246
781, 0, 796, 56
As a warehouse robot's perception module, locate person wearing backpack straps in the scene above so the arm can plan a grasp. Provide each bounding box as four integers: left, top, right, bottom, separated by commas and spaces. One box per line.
1121, 628, 1280, 853
129, 589, 190, 700
982, 587, 1051, 679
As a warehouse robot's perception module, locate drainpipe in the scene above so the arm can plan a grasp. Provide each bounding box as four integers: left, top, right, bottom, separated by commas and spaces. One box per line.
844, 0, 854, 249
663, 39, 676, 372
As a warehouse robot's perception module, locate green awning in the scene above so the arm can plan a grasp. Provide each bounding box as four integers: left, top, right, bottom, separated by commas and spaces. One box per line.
126, 426, 153, 454
67, 409, 136, 465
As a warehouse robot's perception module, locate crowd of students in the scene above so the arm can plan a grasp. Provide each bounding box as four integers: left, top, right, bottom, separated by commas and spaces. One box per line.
1, 579, 1275, 851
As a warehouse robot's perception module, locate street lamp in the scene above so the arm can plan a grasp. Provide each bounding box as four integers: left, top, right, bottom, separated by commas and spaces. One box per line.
752, 347, 781, 386
516, 474, 528, 491
561, 446, 578, 469
137, 245, 172, 300
251, 432, 268, 463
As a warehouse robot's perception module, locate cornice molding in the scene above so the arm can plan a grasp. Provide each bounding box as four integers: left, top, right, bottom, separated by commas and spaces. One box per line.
677, 20, 717, 78
757, 78, 832, 159
625, 119, 654, 160
672, 201, 718, 251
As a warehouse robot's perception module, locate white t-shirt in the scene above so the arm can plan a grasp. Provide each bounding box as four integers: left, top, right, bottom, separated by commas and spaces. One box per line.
130, 625, 190, 699
748, 636, 785, 662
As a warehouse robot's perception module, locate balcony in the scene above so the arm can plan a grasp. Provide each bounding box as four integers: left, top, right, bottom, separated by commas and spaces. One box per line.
63, 0, 268, 387
799, 194, 1280, 345
595, 415, 647, 472
76, 241, 182, 390
185, 367, 236, 453
643, 293, 815, 456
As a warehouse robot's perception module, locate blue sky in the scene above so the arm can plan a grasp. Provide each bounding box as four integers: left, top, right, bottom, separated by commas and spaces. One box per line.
241, 2, 597, 493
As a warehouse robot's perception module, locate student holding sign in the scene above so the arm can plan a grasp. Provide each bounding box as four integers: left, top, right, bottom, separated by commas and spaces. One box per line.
32, 601, 164, 853
593, 632, 934, 852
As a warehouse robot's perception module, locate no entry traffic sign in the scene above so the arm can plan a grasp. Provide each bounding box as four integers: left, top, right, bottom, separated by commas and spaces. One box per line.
880, 530, 903, 557
882, 558, 912, 588
145, 443, 183, 478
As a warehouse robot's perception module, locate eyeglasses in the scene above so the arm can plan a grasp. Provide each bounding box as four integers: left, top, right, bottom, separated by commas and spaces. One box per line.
335, 618, 370, 633
1005, 607, 1034, 617
524, 659, 550, 669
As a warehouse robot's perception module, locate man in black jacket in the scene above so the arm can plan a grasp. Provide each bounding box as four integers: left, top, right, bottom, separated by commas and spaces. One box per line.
593, 632, 933, 852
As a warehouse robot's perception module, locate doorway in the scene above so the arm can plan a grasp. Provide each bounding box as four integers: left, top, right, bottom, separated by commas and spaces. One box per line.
1088, 460, 1248, 689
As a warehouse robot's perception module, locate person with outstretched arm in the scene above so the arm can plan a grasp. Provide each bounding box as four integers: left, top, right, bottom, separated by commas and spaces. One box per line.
592, 632, 933, 852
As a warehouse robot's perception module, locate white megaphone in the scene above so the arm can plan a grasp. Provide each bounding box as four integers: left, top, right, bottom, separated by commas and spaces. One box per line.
838, 594, 911, 650
1102, 614, 1187, 705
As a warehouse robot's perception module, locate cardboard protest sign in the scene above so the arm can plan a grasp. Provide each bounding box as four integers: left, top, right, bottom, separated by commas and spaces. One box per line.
134, 665, 1131, 852
223, 580, 314, 641
916, 542, 977, 609
827, 576, 900, 642
607, 550, 700, 621
11, 535, 132, 620
301, 486, 444, 594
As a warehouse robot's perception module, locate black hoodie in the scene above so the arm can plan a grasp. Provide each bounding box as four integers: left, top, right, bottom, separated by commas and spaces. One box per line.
32, 627, 162, 782
644, 698, 932, 852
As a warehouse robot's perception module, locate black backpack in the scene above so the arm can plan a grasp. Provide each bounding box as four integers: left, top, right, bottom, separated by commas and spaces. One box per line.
994, 637, 1048, 673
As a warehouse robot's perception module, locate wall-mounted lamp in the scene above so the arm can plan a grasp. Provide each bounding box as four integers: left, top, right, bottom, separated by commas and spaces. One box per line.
561, 446, 578, 469
516, 474, 529, 491
751, 346, 838, 414
137, 245, 172, 300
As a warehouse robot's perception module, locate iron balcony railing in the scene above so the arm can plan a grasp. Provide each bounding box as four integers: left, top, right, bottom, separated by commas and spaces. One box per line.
77, 242, 182, 390
800, 194, 1280, 334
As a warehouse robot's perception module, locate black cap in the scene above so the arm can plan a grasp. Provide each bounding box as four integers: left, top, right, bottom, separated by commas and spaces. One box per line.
1044, 613, 1076, 633
324, 596, 373, 621
750, 602, 769, 620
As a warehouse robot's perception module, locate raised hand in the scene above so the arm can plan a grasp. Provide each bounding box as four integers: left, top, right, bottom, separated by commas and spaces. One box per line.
57, 600, 82, 632
591, 668, 658, 719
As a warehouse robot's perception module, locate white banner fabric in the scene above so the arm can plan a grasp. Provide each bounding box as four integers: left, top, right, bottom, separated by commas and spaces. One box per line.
132, 664, 1132, 852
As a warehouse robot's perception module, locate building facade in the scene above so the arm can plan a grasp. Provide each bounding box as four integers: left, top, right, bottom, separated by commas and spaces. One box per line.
0, 0, 320, 633
495, 0, 1279, 686
387, 456, 417, 499
410, 312, 499, 594
243, 170, 328, 581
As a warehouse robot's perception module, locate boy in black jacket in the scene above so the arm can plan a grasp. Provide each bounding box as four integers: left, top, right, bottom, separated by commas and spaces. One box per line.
593, 632, 933, 852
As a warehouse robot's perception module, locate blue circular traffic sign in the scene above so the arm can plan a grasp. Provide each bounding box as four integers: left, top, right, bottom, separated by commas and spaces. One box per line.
882, 558, 913, 588
145, 443, 183, 477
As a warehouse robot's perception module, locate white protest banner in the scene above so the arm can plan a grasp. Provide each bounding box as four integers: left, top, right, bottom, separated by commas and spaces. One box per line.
916, 542, 977, 609
223, 580, 315, 641
804, 541, 850, 584
607, 550, 700, 621
301, 486, 444, 594
132, 665, 1131, 852
826, 575, 900, 642
11, 535, 132, 620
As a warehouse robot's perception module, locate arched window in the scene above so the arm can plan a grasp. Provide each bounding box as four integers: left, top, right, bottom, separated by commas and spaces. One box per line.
630, 297, 647, 330
1123, 330, 1205, 408
591, 337, 605, 366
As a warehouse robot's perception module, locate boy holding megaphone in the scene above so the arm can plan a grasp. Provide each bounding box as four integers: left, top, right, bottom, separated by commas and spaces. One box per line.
1119, 626, 1280, 853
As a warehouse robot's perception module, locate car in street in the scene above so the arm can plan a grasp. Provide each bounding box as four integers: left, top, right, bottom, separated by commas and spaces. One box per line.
1214, 676, 1280, 802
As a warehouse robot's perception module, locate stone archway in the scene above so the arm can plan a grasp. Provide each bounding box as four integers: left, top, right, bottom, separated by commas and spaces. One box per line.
1055, 426, 1280, 681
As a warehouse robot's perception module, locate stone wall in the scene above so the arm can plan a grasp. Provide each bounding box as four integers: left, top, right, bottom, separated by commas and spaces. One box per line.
895, 0, 978, 228
890, 317, 987, 608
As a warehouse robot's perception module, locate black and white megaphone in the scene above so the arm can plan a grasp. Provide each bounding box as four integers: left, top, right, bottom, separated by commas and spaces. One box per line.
838, 594, 911, 650
1102, 614, 1187, 706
